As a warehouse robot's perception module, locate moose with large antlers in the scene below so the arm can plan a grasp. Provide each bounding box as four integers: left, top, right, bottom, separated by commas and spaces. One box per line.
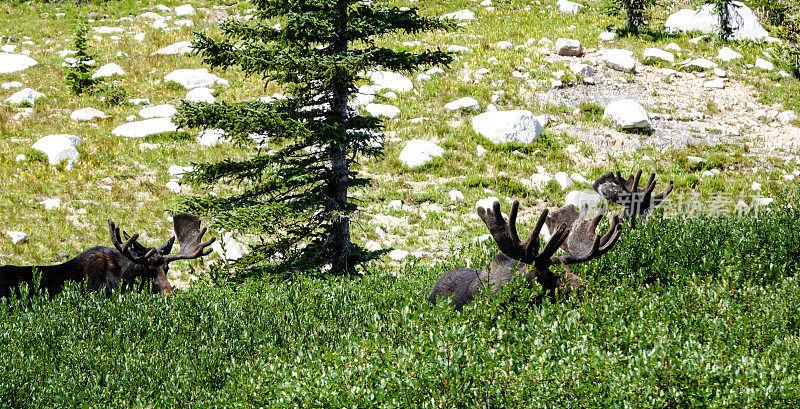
0, 213, 215, 300
429, 170, 673, 310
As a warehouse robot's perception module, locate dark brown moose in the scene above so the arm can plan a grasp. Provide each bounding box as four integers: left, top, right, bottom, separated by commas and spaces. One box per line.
593, 169, 673, 228
429, 169, 672, 310
429, 200, 622, 310
0, 213, 215, 300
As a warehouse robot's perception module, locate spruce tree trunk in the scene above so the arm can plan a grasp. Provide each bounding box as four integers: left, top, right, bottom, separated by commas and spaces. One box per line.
329, 0, 354, 273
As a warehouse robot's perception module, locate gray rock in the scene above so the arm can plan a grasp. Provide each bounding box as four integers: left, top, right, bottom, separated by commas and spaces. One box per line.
185, 87, 215, 103
399, 139, 444, 168
569, 63, 594, 77
32, 134, 81, 165
366, 70, 413, 93
4, 88, 44, 105
174, 4, 195, 16
716, 47, 743, 62
603, 99, 651, 130
0, 52, 38, 74
643, 47, 674, 64
472, 110, 543, 144
602, 49, 636, 72
557, 0, 583, 14
365, 103, 400, 118
554, 38, 583, 56
153, 40, 194, 55
164, 68, 229, 89
444, 97, 481, 111
91, 63, 125, 78
664, 2, 769, 41
139, 104, 177, 118
441, 9, 476, 20
6, 231, 28, 244
112, 118, 178, 138
70, 107, 108, 121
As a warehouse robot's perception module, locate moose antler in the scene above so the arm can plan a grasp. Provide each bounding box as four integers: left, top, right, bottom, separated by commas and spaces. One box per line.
592, 169, 673, 228
477, 200, 569, 266
108, 220, 156, 263
165, 213, 216, 262
545, 204, 623, 265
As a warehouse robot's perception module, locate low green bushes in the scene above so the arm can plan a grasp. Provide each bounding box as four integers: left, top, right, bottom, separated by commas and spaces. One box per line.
2, 198, 800, 407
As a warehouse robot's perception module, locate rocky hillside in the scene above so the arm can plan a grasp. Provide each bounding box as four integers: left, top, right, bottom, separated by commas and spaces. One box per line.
0, 0, 798, 283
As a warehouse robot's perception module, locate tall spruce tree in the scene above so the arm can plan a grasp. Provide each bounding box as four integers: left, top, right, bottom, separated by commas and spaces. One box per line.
174, 1, 452, 277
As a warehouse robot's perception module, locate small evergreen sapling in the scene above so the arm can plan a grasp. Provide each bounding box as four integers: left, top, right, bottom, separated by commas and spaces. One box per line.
63, 22, 99, 95
174, 0, 453, 277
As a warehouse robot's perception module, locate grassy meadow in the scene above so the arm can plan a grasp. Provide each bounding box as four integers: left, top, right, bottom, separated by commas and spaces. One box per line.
0, 0, 799, 406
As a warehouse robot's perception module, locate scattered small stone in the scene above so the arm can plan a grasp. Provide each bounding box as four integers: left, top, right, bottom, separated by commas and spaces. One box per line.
447, 45, 471, 53
1, 81, 22, 89
139, 104, 177, 118
496, 41, 513, 49
39, 198, 61, 210
716, 47, 742, 62
601, 49, 636, 72
196, 128, 226, 146
557, 0, 583, 14
70, 107, 108, 121
751, 182, 761, 191
554, 172, 574, 189
388, 249, 409, 261
185, 87, 216, 103
365, 103, 400, 118
569, 63, 594, 77
682, 58, 717, 70
448, 189, 465, 202
704, 78, 725, 89
15, 154, 26, 162
778, 110, 797, 124
165, 181, 182, 193
530, 174, 553, 189
554, 38, 583, 56
93, 26, 123, 34
92, 62, 125, 78
6, 231, 28, 245
388, 200, 403, 210
441, 9, 476, 20
755, 58, 774, 71
153, 40, 194, 55
366, 70, 413, 93
598, 30, 616, 41
643, 47, 674, 64
444, 97, 481, 111
174, 4, 195, 16
112, 118, 178, 138
164, 68, 229, 89
665, 42, 681, 52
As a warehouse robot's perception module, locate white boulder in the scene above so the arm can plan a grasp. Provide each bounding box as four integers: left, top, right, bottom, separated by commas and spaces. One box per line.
365, 103, 400, 118
211, 232, 249, 261
557, 0, 584, 14
569, 63, 594, 77
174, 4, 195, 16
32, 134, 81, 166
664, 2, 769, 41
444, 97, 481, 111
152, 41, 194, 55
70, 107, 108, 121
164, 69, 228, 89
185, 87, 216, 103
0, 52, 38, 74
602, 49, 636, 72
6, 231, 28, 244
1, 81, 23, 89
4, 88, 44, 105
366, 70, 413, 93
448, 189, 465, 202
755, 58, 774, 71
441, 9, 476, 20
554, 38, 583, 56
603, 99, 651, 130
643, 48, 674, 64
554, 172, 574, 189
39, 198, 61, 210
716, 47, 743, 62
139, 104, 177, 118
112, 118, 178, 138
196, 128, 226, 146
92, 63, 125, 78
399, 140, 444, 168
564, 190, 604, 209
471, 110, 543, 144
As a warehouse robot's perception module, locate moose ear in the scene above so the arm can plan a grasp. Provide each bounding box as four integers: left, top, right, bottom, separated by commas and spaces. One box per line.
158, 236, 176, 255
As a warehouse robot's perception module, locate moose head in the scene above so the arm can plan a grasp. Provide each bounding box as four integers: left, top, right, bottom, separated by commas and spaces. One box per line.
108, 213, 216, 294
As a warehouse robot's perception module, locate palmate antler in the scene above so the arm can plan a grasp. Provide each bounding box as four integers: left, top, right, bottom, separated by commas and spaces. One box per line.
165, 213, 216, 262
477, 200, 569, 267
545, 204, 623, 265
108, 220, 156, 263
592, 169, 673, 228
